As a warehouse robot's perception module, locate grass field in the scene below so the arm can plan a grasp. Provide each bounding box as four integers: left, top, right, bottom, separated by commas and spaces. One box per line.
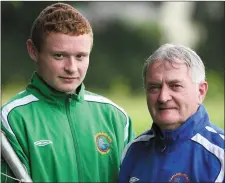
2, 84, 224, 135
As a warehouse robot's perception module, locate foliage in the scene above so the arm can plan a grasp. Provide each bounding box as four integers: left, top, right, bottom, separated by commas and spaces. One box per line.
86, 19, 162, 92
2, 2, 224, 95
192, 2, 224, 77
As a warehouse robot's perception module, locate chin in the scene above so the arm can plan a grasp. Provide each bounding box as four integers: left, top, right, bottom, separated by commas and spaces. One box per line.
57, 84, 78, 92
156, 117, 179, 125
64, 89, 77, 94
56, 87, 75, 93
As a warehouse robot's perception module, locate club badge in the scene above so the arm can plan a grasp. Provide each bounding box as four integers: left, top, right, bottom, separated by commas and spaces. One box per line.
95, 133, 112, 154
170, 173, 189, 182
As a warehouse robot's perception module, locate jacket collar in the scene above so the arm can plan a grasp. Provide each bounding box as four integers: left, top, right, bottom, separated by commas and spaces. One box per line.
151, 105, 210, 142
27, 72, 85, 103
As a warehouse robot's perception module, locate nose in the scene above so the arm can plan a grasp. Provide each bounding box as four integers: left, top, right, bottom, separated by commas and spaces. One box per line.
158, 85, 171, 103
64, 57, 78, 74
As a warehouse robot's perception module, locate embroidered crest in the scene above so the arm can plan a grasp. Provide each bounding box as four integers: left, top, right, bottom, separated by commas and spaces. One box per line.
95, 133, 112, 154
170, 173, 189, 182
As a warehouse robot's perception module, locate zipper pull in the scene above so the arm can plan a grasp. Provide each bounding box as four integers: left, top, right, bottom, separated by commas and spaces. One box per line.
67, 94, 73, 103
161, 145, 166, 152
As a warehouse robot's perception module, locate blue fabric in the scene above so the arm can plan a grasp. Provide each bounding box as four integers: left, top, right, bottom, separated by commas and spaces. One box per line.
119, 105, 224, 182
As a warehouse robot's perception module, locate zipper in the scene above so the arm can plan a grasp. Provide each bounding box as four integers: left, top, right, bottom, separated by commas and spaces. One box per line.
65, 95, 82, 181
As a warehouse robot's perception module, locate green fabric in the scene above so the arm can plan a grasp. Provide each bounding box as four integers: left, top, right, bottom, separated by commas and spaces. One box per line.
1, 72, 135, 182
1, 159, 17, 183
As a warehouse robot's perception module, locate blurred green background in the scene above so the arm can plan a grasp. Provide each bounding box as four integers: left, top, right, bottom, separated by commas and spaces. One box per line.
1, 2, 224, 135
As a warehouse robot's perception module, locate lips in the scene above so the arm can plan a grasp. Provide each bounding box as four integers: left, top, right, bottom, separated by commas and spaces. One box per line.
59, 76, 78, 79
158, 107, 177, 110
59, 76, 79, 83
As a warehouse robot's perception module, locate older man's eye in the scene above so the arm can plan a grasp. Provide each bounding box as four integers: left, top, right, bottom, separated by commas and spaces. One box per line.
147, 85, 161, 93
171, 84, 182, 90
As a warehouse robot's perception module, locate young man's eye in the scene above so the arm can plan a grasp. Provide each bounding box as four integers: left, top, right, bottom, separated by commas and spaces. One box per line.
54, 53, 64, 59
77, 54, 83, 59
76, 53, 88, 60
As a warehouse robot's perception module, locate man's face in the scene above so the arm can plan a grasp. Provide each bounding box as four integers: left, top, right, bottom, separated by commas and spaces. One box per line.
34, 33, 92, 93
145, 60, 207, 130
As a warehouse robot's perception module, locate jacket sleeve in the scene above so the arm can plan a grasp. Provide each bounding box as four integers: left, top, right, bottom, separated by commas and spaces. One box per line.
119, 143, 134, 183
1, 157, 17, 183
1, 113, 31, 182
124, 116, 136, 147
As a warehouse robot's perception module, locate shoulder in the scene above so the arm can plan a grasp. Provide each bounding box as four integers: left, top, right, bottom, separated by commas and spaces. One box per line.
121, 129, 155, 163
191, 122, 224, 150
1, 90, 39, 136
191, 122, 224, 170
127, 129, 155, 151
2, 90, 39, 114
190, 123, 224, 182
83, 90, 128, 118
84, 90, 120, 107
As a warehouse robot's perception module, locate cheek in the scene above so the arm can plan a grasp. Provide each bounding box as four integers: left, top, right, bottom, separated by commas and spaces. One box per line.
44, 63, 61, 75
79, 62, 89, 73
146, 94, 157, 107
38, 57, 58, 71
184, 90, 199, 102
176, 91, 199, 111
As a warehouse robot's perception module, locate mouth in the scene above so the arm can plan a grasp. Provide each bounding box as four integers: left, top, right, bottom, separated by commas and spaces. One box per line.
158, 107, 177, 111
59, 76, 79, 82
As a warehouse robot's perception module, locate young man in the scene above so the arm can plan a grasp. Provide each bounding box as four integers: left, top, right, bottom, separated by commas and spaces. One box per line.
1, 3, 135, 182
119, 44, 224, 182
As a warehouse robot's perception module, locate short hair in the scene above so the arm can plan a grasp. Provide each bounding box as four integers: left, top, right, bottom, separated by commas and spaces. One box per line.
142, 43, 206, 87
30, 2, 93, 51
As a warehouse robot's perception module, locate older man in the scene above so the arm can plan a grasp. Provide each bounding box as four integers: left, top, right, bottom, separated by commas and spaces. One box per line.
119, 43, 224, 183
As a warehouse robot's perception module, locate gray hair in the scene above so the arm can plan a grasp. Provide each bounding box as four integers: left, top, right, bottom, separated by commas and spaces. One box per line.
143, 43, 206, 88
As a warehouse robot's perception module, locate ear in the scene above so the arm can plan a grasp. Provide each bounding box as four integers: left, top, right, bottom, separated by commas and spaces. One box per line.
26, 39, 38, 62
198, 81, 208, 104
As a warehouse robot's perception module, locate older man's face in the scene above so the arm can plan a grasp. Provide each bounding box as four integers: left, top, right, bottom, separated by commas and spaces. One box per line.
145, 60, 207, 130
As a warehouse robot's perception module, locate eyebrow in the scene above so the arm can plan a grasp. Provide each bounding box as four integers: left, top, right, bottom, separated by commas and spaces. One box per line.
76, 51, 89, 56
51, 50, 89, 56
147, 79, 183, 85
168, 79, 183, 84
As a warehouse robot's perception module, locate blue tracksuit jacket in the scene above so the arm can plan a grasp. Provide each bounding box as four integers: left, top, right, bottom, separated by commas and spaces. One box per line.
119, 105, 224, 183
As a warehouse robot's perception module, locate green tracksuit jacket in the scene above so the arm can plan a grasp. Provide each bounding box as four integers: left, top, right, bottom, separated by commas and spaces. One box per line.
1, 73, 135, 182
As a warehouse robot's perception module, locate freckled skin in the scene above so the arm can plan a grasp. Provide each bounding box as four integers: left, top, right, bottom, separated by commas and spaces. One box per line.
27, 33, 92, 94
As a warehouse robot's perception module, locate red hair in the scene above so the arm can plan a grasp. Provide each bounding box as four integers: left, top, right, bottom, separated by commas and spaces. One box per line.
30, 3, 93, 51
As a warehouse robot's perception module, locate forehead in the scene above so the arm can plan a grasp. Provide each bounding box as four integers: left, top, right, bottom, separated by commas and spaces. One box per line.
146, 59, 191, 82
43, 33, 92, 52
